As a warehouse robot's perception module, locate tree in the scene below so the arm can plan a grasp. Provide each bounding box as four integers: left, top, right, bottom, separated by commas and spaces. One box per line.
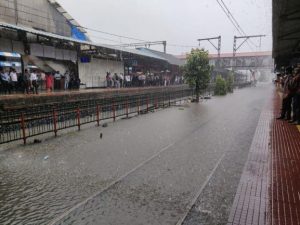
183, 48, 211, 102
215, 75, 227, 95
226, 72, 234, 93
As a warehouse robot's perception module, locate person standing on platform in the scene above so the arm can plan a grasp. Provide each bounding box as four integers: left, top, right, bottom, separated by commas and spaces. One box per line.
23, 69, 31, 94
46, 73, 54, 92
9, 68, 18, 93
54, 71, 61, 90
19, 70, 27, 94
64, 71, 70, 90
125, 74, 131, 87
106, 72, 112, 88
1, 67, 6, 94
30, 70, 39, 94
114, 73, 120, 88
2, 69, 11, 94
292, 70, 300, 125
119, 73, 124, 88
277, 67, 294, 120
40, 71, 46, 91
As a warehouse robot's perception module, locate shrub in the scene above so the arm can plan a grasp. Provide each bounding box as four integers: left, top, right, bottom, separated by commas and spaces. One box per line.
215, 75, 227, 95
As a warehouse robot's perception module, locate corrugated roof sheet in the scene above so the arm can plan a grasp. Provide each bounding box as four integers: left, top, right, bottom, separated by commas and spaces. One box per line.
138, 48, 185, 66
0, 22, 167, 61
47, 0, 87, 34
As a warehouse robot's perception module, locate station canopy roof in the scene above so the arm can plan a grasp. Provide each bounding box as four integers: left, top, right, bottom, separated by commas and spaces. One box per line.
273, 0, 300, 67
0, 22, 167, 62
138, 48, 185, 66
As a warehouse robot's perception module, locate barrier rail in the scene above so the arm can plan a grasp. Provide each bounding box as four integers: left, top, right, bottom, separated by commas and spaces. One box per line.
0, 88, 194, 144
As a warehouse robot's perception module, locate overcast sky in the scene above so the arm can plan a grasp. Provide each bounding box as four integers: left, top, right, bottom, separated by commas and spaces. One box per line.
57, 0, 272, 55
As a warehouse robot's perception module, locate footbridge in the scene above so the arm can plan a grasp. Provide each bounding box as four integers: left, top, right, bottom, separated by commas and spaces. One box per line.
209, 51, 273, 70
178, 51, 273, 70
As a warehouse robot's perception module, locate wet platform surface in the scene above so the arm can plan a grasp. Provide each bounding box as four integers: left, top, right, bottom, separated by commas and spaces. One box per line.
228, 89, 300, 225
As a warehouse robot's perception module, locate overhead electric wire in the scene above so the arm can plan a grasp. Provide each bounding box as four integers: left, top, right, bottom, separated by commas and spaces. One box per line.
82, 27, 147, 42
219, 0, 247, 36
215, 0, 257, 50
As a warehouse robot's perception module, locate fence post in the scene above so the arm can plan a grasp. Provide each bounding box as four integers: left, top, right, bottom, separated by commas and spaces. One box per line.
52, 109, 57, 137
20, 113, 26, 144
168, 93, 171, 107
126, 100, 129, 118
77, 108, 81, 131
113, 104, 116, 122
147, 97, 149, 112
155, 97, 158, 109
96, 105, 100, 126
137, 97, 140, 115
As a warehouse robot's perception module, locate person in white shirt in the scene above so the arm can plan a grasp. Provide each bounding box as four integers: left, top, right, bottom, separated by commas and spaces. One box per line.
9, 68, 18, 92
30, 70, 39, 94
64, 71, 70, 90
125, 74, 131, 87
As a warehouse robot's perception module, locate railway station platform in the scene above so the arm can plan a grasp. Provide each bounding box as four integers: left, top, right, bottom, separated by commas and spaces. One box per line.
0, 86, 188, 110
228, 88, 300, 225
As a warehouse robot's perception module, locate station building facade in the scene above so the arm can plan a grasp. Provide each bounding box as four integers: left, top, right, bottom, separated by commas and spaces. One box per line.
0, 0, 182, 89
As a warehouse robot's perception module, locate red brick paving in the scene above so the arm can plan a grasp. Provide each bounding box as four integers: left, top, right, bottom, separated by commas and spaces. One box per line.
228, 89, 300, 225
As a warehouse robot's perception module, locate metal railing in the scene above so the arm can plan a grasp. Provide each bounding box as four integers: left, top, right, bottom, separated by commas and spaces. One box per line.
0, 87, 194, 144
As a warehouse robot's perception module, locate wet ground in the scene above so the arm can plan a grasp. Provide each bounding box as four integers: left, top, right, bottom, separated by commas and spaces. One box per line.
0, 83, 273, 225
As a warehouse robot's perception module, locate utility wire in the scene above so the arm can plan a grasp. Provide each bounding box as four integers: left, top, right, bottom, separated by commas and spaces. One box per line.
219, 0, 247, 36
216, 0, 257, 50
83, 27, 147, 42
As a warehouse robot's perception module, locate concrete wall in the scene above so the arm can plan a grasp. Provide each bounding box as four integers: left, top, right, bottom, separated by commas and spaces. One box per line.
0, 0, 71, 36
79, 58, 124, 88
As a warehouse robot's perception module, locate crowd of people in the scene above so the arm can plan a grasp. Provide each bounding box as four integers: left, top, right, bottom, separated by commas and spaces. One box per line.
0, 67, 80, 95
275, 66, 300, 125
1, 67, 184, 95
106, 72, 184, 88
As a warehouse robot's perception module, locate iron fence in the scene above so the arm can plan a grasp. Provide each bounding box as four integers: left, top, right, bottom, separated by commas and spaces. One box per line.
0, 88, 194, 144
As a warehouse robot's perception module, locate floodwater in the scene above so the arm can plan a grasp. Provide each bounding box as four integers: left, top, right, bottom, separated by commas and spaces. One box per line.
0, 83, 273, 225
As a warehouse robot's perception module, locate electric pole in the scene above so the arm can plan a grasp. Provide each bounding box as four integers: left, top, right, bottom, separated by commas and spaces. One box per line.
233, 35, 266, 57
198, 36, 221, 67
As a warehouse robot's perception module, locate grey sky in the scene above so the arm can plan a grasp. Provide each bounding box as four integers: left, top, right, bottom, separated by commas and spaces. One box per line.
57, 0, 272, 55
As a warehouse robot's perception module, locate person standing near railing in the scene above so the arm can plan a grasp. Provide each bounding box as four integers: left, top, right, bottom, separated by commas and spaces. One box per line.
9, 68, 18, 93
291, 69, 300, 125
19, 69, 30, 94
46, 73, 54, 92
113, 73, 120, 88
40, 71, 46, 91
30, 70, 39, 95
0, 68, 11, 94
125, 74, 131, 87
54, 71, 62, 90
64, 71, 70, 90
119, 73, 124, 88
106, 72, 112, 88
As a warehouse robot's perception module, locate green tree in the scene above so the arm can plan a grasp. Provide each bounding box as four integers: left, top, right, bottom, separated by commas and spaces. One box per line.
226, 72, 234, 93
183, 48, 211, 102
215, 75, 227, 95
